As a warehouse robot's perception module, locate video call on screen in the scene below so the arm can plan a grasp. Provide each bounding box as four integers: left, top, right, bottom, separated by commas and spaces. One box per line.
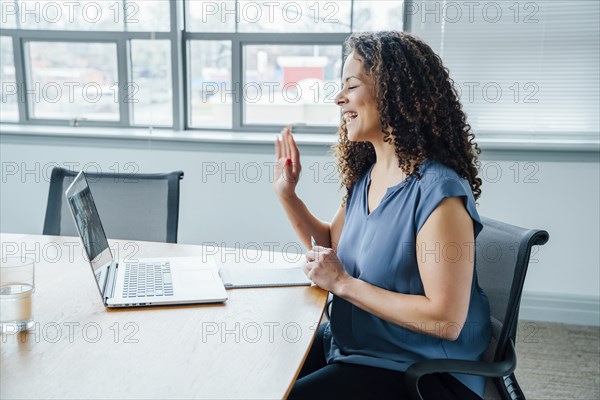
69, 187, 109, 261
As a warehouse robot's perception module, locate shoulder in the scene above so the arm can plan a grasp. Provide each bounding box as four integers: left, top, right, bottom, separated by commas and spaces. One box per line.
414, 160, 471, 195
412, 160, 483, 237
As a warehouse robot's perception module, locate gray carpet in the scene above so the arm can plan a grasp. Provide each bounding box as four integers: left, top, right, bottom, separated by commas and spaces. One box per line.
515, 320, 600, 400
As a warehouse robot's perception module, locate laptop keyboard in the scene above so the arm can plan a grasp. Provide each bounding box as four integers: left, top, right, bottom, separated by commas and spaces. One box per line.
122, 262, 173, 298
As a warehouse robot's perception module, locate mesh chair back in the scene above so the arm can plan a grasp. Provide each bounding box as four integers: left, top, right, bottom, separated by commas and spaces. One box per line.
43, 167, 184, 243
405, 217, 548, 400
475, 217, 549, 362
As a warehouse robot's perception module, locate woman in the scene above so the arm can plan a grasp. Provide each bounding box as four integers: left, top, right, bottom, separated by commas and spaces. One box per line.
273, 31, 490, 399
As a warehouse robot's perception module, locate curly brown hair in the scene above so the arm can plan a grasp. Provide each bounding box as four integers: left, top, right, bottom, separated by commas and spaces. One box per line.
333, 31, 482, 201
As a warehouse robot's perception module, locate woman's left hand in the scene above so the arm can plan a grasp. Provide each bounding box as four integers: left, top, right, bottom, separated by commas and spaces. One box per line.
304, 246, 351, 294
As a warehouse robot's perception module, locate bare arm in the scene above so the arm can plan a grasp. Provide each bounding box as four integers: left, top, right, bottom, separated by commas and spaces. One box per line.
329, 203, 345, 252
278, 194, 331, 249
306, 197, 474, 341
274, 127, 345, 249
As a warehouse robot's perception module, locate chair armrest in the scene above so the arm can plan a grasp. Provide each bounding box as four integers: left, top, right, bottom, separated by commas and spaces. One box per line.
405, 340, 517, 400
324, 293, 333, 320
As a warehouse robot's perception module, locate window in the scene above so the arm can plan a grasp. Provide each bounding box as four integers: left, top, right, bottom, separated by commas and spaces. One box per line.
27, 41, 119, 121
242, 44, 341, 126
130, 40, 173, 126
1, 0, 403, 131
2, 0, 597, 141
183, 1, 400, 132
1, 0, 175, 127
410, 0, 599, 136
188, 40, 232, 128
0, 36, 18, 121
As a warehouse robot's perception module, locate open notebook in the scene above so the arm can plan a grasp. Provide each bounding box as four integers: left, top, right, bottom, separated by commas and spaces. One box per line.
218, 267, 312, 289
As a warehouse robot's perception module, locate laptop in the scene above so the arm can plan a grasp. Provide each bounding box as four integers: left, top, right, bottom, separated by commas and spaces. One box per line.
65, 170, 228, 307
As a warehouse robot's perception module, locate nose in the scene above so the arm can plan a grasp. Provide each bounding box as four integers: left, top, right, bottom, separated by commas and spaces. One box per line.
334, 88, 347, 107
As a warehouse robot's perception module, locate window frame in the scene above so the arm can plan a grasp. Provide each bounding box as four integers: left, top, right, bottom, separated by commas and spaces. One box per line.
184, 32, 349, 134
0, 0, 184, 129
0, 0, 410, 134
1, 1, 373, 134
0, 0, 599, 152
182, 0, 363, 134
3, 0, 595, 147
21, 36, 123, 127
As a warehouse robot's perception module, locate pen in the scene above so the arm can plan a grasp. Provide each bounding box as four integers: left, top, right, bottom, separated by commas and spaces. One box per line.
310, 235, 317, 248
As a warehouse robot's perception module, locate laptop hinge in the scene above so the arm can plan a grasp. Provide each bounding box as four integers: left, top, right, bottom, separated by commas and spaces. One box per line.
104, 262, 118, 305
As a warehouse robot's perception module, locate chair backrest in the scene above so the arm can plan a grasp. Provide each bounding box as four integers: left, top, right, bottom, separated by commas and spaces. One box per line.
475, 217, 549, 363
43, 167, 184, 243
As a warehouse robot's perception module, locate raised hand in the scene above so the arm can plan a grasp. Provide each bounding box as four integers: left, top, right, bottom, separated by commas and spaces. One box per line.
273, 126, 302, 200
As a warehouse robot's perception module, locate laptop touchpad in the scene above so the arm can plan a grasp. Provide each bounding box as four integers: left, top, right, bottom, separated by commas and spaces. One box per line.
179, 269, 215, 288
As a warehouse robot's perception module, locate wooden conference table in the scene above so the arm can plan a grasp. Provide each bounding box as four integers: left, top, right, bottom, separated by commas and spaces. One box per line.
0, 233, 328, 399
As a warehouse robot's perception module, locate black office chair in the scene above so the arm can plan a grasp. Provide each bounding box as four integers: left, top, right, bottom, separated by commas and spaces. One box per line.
43, 167, 184, 243
406, 217, 549, 400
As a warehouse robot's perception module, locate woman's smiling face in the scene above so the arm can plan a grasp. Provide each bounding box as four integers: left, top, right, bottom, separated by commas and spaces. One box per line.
334, 52, 382, 142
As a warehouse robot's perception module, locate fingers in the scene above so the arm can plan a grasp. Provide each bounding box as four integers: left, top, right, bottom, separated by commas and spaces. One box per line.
282, 126, 291, 160
278, 125, 301, 175
303, 262, 313, 276
282, 153, 293, 182
303, 262, 316, 281
275, 135, 282, 160
288, 131, 300, 174
306, 246, 328, 262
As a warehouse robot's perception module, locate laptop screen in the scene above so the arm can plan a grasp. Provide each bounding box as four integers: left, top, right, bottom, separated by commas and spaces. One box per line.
65, 171, 113, 295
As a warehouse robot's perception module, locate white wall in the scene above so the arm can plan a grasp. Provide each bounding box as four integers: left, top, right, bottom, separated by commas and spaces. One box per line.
1, 133, 598, 325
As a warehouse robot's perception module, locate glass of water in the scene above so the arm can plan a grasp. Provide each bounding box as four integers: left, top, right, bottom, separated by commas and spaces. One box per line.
0, 257, 35, 332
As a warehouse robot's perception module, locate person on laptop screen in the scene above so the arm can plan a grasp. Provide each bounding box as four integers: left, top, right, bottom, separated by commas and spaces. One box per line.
69, 186, 109, 263
274, 31, 491, 400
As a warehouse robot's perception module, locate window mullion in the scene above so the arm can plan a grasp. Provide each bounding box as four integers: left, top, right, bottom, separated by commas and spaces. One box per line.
171, 0, 185, 131
235, 1, 239, 33
116, 39, 130, 127
116, 38, 131, 127
232, 38, 242, 131
122, 0, 128, 32
234, 0, 241, 129
350, 0, 354, 32
403, 0, 413, 32
12, 35, 28, 123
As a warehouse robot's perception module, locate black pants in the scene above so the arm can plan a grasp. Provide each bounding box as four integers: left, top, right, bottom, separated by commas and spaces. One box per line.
288, 324, 482, 400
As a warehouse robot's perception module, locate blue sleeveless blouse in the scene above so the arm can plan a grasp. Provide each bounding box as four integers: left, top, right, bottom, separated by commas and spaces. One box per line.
324, 159, 491, 398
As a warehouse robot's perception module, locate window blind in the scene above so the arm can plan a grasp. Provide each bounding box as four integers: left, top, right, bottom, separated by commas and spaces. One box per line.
409, 0, 599, 137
